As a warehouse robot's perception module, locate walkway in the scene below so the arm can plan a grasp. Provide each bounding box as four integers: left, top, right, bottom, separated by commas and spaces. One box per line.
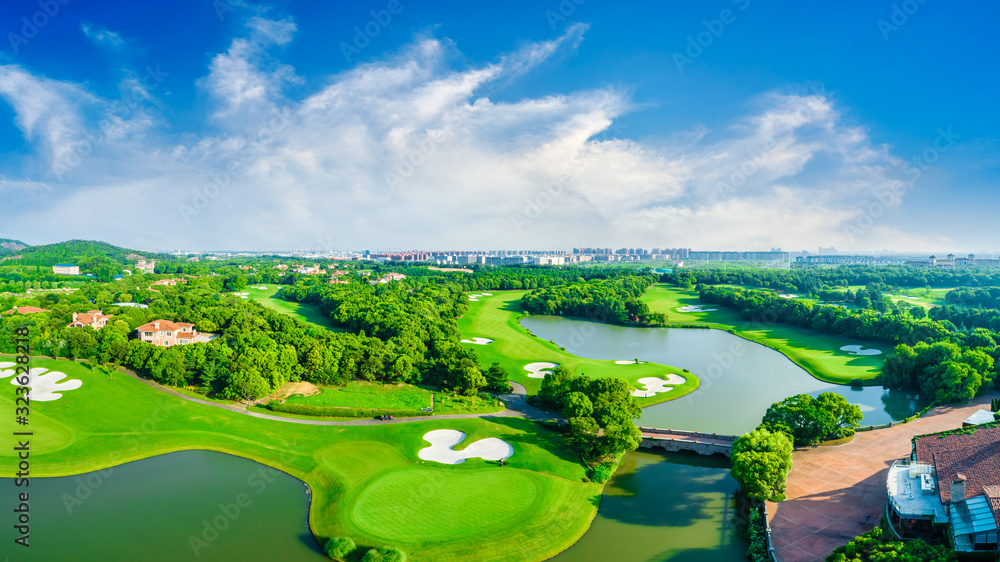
767, 392, 998, 562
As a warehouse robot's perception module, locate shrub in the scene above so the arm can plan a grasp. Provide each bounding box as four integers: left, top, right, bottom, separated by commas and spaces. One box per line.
589, 461, 616, 484
746, 508, 769, 562
325, 537, 356, 560
361, 546, 406, 562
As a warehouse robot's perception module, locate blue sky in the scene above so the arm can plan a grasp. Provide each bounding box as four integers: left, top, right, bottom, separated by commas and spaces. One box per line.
0, 0, 997, 252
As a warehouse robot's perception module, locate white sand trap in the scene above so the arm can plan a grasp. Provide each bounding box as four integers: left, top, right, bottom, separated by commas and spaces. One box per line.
1, 365, 83, 401
841, 345, 882, 356
481, 293, 493, 296
616, 360, 647, 364
630, 374, 687, 398
257, 286, 267, 290
778, 294, 799, 299
677, 305, 717, 312
467, 293, 493, 302
461, 337, 494, 345
418, 429, 514, 465
524, 362, 559, 378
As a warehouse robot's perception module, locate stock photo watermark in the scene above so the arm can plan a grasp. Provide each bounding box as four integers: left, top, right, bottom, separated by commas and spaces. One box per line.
877, 0, 929, 40
843, 126, 958, 242
7, 0, 72, 54
53, 65, 170, 180
179, 107, 293, 223
672, 0, 751, 73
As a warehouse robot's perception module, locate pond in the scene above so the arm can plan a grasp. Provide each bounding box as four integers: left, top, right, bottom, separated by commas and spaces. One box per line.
550, 449, 749, 562
1, 450, 323, 561
521, 316, 923, 434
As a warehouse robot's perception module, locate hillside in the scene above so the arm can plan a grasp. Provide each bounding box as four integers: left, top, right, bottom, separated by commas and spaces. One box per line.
13, 239, 168, 268
0, 238, 29, 255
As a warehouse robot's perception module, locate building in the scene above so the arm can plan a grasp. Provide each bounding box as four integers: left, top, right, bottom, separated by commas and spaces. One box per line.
136, 320, 215, 347
136, 260, 156, 273
53, 263, 80, 275
67, 310, 113, 330
375, 272, 407, 284
886, 425, 1000, 551
151, 278, 186, 286
1, 306, 51, 316
533, 256, 566, 266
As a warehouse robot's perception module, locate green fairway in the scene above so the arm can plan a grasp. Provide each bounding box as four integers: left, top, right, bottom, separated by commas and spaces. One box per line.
456, 292, 700, 405
1, 358, 599, 562
284, 381, 505, 415
243, 285, 349, 332
641, 284, 888, 384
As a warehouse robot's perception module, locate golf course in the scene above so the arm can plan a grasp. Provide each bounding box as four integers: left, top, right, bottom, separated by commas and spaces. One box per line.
456, 291, 700, 406
640, 284, 889, 384
0, 358, 600, 561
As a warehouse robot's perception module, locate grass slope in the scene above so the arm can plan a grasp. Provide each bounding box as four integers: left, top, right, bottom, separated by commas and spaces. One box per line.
244, 285, 348, 333
456, 291, 699, 406
641, 284, 888, 384
1, 359, 599, 562
284, 381, 505, 415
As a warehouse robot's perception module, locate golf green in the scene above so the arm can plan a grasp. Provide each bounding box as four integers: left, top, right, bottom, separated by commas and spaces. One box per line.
351, 469, 538, 542
456, 291, 700, 405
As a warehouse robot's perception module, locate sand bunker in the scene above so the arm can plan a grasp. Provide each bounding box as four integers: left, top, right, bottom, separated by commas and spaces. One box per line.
840, 345, 882, 356
523, 362, 559, 378
630, 374, 687, 398
677, 305, 717, 312
615, 360, 647, 364
418, 429, 514, 465
257, 286, 267, 290
460, 337, 494, 345
467, 293, 494, 301
778, 294, 799, 299
0, 364, 83, 401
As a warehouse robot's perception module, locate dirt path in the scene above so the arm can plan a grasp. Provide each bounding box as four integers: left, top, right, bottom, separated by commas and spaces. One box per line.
767, 392, 999, 561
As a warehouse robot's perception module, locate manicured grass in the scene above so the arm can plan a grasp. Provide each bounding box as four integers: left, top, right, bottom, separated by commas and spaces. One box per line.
1, 358, 599, 562
244, 285, 349, 332
284, 381, 505, 415
641, 284, 888, 384
456, 292, 700, 405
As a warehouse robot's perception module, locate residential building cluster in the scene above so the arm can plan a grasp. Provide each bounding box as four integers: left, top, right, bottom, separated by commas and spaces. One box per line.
799, 253, 1000, 268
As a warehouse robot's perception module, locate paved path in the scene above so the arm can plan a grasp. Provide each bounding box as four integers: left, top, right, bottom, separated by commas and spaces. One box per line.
5, 355, 562, 426
120, 364, 561, 426
767, 392, 998, 562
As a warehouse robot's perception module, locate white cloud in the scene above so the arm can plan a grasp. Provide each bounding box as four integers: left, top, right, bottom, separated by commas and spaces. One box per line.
82, 23, 124, 49
0, 19, 943, 252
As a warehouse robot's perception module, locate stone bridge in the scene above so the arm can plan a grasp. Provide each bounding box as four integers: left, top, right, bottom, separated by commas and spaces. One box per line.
637, 426, 737, 457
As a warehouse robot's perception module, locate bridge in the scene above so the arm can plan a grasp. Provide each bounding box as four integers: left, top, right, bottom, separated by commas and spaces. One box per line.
637, 426, 737, 457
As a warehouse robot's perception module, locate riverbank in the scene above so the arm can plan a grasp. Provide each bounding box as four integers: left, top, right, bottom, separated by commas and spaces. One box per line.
641, 284, 888, 384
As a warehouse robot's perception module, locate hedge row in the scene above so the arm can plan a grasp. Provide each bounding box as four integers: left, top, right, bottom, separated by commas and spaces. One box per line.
265, 402, 428, 418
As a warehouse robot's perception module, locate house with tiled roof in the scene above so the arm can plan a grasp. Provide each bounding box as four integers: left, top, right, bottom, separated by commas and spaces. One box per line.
151, 278, 187, 286
136, 320, 216, 347
68, 310, 113, 330
375, 272, 407, 284
2, 306, 51, 316
886, 424, 1000, 551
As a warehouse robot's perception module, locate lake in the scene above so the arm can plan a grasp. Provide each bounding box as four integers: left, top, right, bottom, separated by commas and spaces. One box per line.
1, 450, 323, 561
521, 316, 922, 433
522, 316, 921, 562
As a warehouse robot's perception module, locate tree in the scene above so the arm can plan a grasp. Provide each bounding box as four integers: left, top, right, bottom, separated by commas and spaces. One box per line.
562, 391, 594, 418
762, 393, 861, 446
730, 427, 793, 502
325, 537, 356, 560
483, 362, 511, 393
454, 358, 486, 396
826, 527, 955, 562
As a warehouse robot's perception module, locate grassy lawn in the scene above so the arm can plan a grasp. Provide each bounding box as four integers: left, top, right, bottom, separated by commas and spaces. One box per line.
456, 291, 700, 406
641, 284, 888, 384
0, 358, 599, 562
283, 381, 505, 415
243, 285, 349, 333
